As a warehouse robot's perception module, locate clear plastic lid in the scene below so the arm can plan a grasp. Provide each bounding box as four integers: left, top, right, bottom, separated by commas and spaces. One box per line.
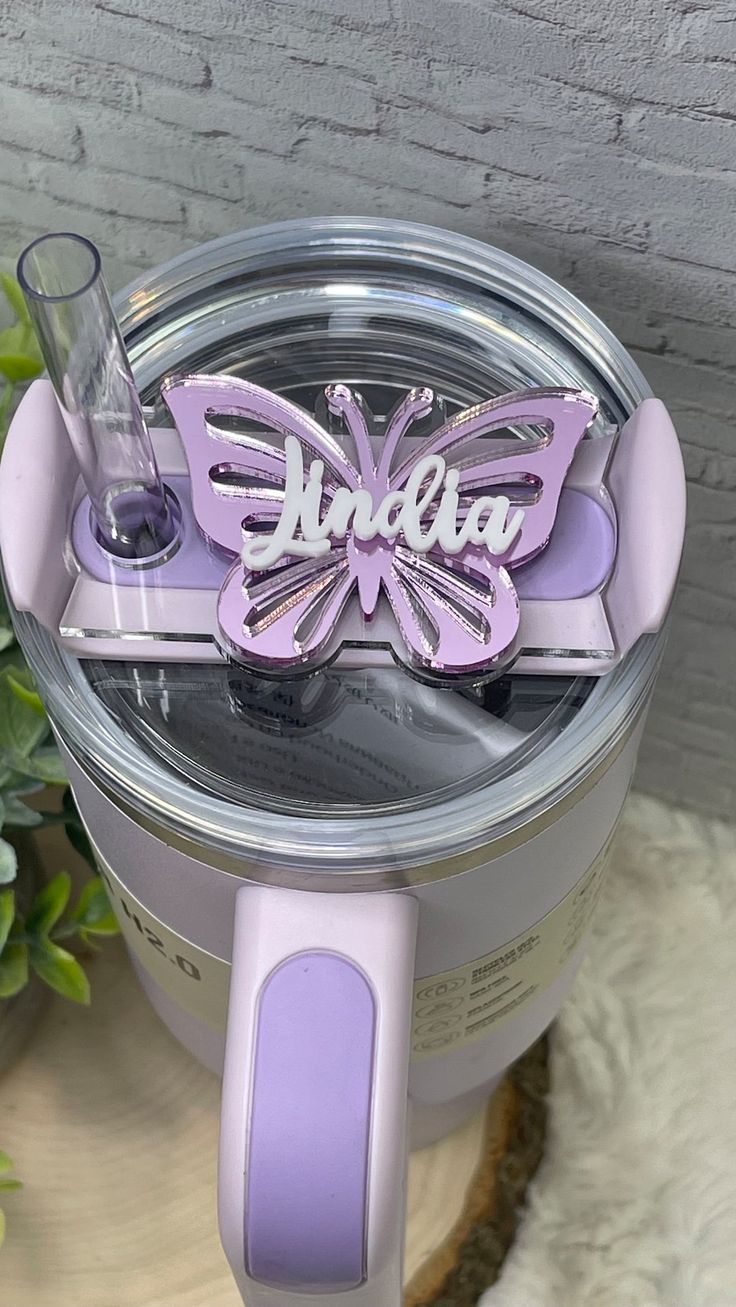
13, 219, 662, 879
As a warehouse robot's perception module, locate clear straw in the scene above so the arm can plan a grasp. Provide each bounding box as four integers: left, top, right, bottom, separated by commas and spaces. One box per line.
17, 232, 176, 559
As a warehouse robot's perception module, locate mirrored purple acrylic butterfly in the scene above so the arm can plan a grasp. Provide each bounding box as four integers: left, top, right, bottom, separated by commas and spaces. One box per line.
163, 376, 598, 682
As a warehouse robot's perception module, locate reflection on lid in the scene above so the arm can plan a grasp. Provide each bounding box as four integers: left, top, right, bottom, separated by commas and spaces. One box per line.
84, 661, 593, 815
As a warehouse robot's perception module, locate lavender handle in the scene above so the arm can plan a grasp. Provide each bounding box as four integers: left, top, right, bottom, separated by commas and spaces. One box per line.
219, 884, 418, 1306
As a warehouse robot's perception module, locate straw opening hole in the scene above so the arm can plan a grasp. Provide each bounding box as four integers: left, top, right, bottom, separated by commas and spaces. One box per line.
17, 233, 101, 302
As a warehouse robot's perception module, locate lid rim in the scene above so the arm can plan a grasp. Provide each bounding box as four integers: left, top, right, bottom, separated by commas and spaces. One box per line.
61, 701, 646, 889
117, 215, 652, 415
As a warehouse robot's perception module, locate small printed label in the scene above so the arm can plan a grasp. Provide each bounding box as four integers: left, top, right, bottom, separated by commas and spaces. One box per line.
410, 831, 615, 1060
92, 842, 231, 1033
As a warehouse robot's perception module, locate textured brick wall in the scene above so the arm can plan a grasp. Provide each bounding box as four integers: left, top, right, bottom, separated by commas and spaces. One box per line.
1, 0, 734, 817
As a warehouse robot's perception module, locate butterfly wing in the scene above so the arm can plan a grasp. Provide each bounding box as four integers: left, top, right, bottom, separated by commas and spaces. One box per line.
161, 374, 360, 555
375, 386, 598, 676
384, 545, 520, 678
388, 387, 599, 568
163, 375, 365, 672
217, 550, 357, 672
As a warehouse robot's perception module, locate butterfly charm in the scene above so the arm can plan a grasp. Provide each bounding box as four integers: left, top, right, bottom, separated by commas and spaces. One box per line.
162, 375, 598, 683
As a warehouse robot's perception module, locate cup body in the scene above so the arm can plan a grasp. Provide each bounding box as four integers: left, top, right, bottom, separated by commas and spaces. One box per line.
4, 219, 682, 1302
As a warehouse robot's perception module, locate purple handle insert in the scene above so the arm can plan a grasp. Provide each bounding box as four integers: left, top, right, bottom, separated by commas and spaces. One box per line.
218, 885, 418, 1307
514, 488, 615, 600
246, 953, 375, 1290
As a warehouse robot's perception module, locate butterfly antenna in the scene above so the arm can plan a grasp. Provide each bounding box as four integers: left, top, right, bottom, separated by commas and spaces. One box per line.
324, 383, 375, 486
377, 387, 435, 484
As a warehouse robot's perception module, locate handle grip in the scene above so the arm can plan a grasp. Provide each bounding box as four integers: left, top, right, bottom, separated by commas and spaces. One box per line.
219, 885, 418, 1306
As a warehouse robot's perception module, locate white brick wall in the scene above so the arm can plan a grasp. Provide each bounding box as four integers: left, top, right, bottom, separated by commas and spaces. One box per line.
1, 0, 734, 817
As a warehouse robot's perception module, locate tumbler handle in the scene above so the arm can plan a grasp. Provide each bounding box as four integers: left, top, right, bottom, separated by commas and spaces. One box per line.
219, 884, 418, 1306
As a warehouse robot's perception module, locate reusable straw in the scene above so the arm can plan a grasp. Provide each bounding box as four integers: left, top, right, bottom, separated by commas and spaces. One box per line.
17, 232, 176, 559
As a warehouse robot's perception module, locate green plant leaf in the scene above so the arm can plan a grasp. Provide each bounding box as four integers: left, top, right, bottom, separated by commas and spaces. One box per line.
0, 838, 17, 884
12, 745, 66, 785
80, 916, 119, 939
61, 787, 77, 818
0, 1148, 22, 1199
25, 870, 71, 936
0, 324, 43, 383
0, 777, 44, 803
2, 794, 42, 828
29, 937, 90, 1004
0, 274, 31, 324
65, 819, 96, 869
0, 670, 48, 760
0, 590, 16, 654
6, 665, 34, 690
0, 888, 14, 953
62, 789, 96, 869
72, 877, 119, 936
0, 1150, 18, 1249
0, 940, 28, 996
8, 777, 44, 796
7, 673, 45, 717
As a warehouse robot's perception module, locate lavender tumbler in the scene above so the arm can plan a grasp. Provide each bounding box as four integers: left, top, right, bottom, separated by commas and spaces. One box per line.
0, 219, 686, 1306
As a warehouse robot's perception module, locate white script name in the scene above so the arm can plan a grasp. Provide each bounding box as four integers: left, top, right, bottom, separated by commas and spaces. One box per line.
241, 436, 525, 571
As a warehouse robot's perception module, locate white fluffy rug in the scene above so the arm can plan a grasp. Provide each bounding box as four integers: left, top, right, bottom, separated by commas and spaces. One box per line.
482, 793, 736, 1307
